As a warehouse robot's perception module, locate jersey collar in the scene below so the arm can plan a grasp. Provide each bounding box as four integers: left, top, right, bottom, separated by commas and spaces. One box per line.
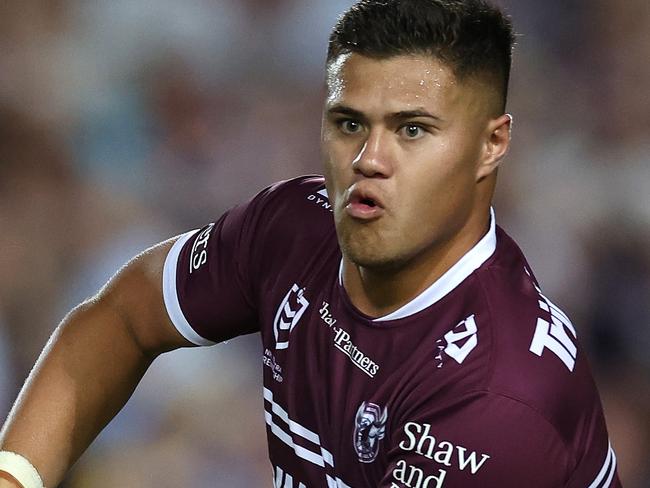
338, 208, 497, 322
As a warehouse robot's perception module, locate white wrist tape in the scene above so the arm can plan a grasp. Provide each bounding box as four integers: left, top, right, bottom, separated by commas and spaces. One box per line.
0, 451, 44, 488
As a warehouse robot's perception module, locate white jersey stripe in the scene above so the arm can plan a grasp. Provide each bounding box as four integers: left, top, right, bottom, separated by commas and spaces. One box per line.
326, 474, 353, 488
264, 388, 353, 487
602, 449, 617, 488
283, 472, 293, 488
321, 448, 334, 468
265, 411, 325, 467
274, 466, 283, 488
264, 388, 322, 445
587, 442, 615, 488
162, 231, 216, 347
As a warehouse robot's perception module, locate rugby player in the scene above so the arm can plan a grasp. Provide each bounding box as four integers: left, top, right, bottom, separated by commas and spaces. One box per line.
0, 0, 621, 486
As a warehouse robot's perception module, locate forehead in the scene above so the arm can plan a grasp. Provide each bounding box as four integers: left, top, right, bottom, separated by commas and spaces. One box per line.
326, 53, 486, 117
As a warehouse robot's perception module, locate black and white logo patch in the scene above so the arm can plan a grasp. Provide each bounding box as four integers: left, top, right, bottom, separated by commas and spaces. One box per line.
273, 283, 309, 350
354, 401, 388, 463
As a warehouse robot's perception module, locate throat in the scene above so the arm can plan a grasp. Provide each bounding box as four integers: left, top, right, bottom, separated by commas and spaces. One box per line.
342, 256, 441, 319
341, 217, 491, 319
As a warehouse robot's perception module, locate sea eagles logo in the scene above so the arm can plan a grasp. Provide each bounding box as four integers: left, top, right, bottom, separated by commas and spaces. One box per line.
273, 284, 309, 350
354, 402, 388, 463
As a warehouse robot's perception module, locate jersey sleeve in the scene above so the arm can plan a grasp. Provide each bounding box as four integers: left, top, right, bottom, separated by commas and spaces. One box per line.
162, 185, 276, 346
379, 391, 620, 488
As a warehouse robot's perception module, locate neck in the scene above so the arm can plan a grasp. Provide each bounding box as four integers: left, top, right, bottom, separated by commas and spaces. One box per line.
342, 208, 492, 319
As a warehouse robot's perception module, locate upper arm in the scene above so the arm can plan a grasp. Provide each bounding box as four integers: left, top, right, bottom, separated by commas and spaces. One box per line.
96, 237, 196, 357
98, 177, 310, 357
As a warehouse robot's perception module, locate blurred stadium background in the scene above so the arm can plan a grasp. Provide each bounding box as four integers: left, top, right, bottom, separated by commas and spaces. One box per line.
1, 0, 649, 486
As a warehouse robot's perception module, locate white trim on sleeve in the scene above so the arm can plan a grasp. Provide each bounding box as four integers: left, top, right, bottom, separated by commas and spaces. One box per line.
587, 442, 617, 488
162, 230, 216, 346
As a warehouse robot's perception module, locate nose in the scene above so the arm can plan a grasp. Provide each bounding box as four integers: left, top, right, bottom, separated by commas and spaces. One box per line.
351, 130, 394, 178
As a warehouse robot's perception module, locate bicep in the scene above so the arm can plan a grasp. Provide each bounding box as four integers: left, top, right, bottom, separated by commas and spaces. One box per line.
106, 188, 273, 355
97, 236, 196, 357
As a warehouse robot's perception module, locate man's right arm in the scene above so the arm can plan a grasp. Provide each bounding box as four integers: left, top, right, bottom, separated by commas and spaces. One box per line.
0, 237, 194, 487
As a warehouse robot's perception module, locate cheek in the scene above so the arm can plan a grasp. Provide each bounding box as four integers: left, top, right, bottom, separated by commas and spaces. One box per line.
399, 141, 478, 219
321, 141, 351, 209
407, 142, 472, 190
323, 141, 352, 181
321, 136, 337, 176
424, 134, 481, 184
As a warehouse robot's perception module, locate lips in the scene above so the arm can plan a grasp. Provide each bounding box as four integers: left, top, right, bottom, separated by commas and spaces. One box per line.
345, 186, 385, 220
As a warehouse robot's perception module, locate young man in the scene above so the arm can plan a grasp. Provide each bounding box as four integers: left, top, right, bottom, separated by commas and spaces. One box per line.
0, 1, 621, 487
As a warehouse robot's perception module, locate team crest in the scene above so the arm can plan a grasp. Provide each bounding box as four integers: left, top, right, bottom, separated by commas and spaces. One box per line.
273, 283, 309, 350
354, 402, 388, 463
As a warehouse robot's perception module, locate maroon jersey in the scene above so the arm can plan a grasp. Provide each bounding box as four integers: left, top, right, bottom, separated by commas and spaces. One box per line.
162, 176, 621, 487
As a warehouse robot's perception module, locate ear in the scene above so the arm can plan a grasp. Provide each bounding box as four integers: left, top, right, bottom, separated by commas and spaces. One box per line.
476, 113, 512, 181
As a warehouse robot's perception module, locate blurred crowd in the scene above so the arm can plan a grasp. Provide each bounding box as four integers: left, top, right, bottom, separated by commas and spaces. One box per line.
0, 0, 649, 486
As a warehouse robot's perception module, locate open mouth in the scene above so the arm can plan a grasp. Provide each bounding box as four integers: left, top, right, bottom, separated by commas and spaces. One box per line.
345, 187, 384, 219
359, 197, 377, 208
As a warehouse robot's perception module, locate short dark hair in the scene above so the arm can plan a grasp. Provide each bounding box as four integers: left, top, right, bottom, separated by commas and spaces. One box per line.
327, 0, 516, 111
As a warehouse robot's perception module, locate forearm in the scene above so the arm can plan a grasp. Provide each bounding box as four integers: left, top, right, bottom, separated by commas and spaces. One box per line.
0, 298, 155, 487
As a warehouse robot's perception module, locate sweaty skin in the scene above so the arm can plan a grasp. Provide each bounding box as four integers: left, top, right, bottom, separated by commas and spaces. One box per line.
321, 53, 512, 318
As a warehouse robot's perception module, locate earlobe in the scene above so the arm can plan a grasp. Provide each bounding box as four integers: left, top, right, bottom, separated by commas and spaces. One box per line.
476, 113, 512, 181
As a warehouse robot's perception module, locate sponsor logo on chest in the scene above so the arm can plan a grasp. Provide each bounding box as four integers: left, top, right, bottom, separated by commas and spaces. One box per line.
391, 422, 491, 487
320, 301, 380, 378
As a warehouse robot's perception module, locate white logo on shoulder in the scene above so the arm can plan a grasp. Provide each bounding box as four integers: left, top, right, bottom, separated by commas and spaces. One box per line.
528, 279, 578, 372
189, 223, 215, 273
435, 315, 478, 368
307, 187, 333, 212
273, 284, 309, 350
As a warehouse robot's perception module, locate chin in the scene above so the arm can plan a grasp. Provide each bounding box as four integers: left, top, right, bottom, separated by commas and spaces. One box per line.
337, 220, 413, 271
343, 241, 409, 272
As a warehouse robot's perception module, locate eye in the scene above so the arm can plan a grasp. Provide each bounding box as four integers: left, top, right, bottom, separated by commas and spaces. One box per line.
400, 124, 425, 139
339, 119, 363, 135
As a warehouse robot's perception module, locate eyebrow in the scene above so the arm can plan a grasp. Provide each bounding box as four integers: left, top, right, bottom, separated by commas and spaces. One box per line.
327, 105, 365, 119
391, 109, 443, 122
327, 104, 443, 123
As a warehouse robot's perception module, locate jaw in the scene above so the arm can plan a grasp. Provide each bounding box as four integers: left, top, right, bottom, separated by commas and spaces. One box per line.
337, 218, 415, 272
